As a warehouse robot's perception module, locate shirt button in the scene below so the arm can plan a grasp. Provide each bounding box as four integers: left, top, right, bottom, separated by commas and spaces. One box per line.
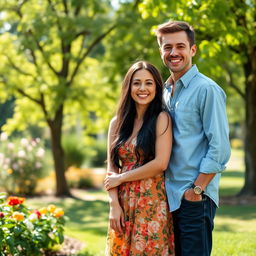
171, 108, 174, 111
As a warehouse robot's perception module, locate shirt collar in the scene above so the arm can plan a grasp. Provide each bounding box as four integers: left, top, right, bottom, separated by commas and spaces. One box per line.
164, 64, 199, 89
179, 64, 199, 88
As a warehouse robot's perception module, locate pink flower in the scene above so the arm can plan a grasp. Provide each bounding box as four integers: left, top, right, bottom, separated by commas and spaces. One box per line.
148, 221, 160, 234
144, 178, 153, 190
135, 234, 146, 252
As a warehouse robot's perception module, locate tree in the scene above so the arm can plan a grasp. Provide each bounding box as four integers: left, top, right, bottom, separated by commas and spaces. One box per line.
0, 0, 117, 196
137, 0, 256, 195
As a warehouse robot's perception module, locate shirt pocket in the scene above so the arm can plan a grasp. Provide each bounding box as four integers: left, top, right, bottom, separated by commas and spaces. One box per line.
174, 106, 200, 132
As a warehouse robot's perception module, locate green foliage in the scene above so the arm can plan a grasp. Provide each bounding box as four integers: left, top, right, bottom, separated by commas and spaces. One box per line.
0, 192, 65, 255
0, 133, 46, 195
68, 177, 95, 189
62, 134, 86, 170
86, 139, 107, 167
0, 0, 117, 134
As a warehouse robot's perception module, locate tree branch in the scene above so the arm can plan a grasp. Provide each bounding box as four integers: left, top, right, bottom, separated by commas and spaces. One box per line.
68, 24, 116, 86
17, 88, 41, 105
17, 88, 52, 123
39, 92, 52, 124
28, 29, 60, 76
5, 55, 34, 77
75, 29, 91, 39
223, 64, 246, 100
62, 0, 69, 15
47, 0, 63, 33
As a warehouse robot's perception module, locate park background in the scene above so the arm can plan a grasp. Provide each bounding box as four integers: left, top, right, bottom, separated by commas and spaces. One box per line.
0, 0, 255, 255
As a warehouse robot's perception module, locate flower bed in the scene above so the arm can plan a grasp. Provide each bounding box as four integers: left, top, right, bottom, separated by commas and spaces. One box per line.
0, 192, 65, 255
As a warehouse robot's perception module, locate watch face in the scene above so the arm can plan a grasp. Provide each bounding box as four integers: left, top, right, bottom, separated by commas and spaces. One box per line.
194, 186, 202, 195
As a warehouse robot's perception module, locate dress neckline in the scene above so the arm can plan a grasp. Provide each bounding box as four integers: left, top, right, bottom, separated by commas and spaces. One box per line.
125, 136, 137, 147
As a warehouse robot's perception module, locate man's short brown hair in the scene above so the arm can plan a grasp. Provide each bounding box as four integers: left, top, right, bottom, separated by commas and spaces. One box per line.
155, 21, 195, 47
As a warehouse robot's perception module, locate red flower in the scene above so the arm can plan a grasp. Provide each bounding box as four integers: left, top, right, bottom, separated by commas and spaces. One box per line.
34, 210, 41, 219
0, 212, 4, 218
7, 196, 25, 206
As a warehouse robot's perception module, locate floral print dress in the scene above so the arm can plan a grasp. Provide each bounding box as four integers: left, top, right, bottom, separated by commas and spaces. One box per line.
106, 139, 175, 256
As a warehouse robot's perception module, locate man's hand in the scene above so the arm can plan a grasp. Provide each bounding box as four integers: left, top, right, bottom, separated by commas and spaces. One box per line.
104, 172, 122, 190
184, 188, 202, 202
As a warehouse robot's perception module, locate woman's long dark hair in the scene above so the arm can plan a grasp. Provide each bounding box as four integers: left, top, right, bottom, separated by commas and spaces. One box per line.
111, 61, 165, 169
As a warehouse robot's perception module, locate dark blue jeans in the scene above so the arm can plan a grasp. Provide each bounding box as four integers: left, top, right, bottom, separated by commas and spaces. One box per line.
172, 195, 217, 256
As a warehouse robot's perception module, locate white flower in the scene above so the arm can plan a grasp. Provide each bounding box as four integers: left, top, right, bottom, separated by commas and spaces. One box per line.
4, 158, 10, 164
3, 164, 9, 169
35, 138, 41, 143
0, 132, 8, 141
7, 143, 14, 150
27, 145, 33, 151
0, 153, 4, 160
24, 219, 34, 230
36, 148, 45, 158
28, 213, 38, 222
20, 138, 29, 147
35, 162, 42, 169
18, 150, 26, 158
31, 141, 37, 147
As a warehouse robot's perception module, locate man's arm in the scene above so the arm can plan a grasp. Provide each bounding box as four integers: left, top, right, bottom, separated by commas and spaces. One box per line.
185, 84, 231, 201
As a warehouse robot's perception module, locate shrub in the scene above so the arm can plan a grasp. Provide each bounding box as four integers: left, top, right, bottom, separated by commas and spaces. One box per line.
0, 133, 46, 195
0, 192, 65, 255
66, 167, 96, 189
62, 135, 86, 170
86, 140, 106, 167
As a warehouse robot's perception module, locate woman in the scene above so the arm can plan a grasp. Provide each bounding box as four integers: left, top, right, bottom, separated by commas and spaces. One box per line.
105, 61, 175, 255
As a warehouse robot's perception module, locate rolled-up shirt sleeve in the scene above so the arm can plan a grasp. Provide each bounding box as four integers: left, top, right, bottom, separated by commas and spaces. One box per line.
199, 84, 231, 174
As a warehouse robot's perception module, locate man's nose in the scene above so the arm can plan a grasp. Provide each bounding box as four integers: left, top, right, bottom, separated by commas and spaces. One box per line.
169, 48, 177, 56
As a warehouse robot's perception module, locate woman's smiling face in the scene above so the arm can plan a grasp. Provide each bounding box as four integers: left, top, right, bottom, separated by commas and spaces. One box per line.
130, 69, 156, 107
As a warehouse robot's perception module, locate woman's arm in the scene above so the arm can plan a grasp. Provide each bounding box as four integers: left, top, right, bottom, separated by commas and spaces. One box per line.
106, 117, 125, 233
104, 112, 172, 190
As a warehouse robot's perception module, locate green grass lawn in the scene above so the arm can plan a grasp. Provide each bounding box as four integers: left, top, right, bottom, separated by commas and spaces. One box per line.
27, 150, 256, 256
213, 168, 256, 256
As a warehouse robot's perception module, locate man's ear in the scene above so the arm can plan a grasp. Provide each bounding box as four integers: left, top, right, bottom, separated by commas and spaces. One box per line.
191, 44, 197, 57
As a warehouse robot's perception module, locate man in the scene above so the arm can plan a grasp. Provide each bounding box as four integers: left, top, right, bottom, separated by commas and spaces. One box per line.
155, 21, 231, 256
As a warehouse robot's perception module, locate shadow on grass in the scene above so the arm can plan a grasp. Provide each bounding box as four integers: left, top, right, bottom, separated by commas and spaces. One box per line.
217, 205, 256, 221
219, 187, 241, 197
57, 198, 109, 236
221, 170, 244, 178
214, 223, 236, 232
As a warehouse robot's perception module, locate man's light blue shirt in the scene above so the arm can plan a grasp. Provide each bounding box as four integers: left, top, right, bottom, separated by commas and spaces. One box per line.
164, 65, 231, 212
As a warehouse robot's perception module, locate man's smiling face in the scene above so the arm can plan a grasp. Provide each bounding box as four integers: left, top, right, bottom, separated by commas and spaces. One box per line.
160, 31, 196, 79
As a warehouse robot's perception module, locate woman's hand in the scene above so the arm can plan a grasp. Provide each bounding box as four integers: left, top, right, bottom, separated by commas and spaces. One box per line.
109, 203, 125, 233
104, 172, 122, 190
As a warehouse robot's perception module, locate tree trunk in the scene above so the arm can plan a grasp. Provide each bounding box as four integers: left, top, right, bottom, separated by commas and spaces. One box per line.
49, 105, 71, 197
239, 51, 256, 196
